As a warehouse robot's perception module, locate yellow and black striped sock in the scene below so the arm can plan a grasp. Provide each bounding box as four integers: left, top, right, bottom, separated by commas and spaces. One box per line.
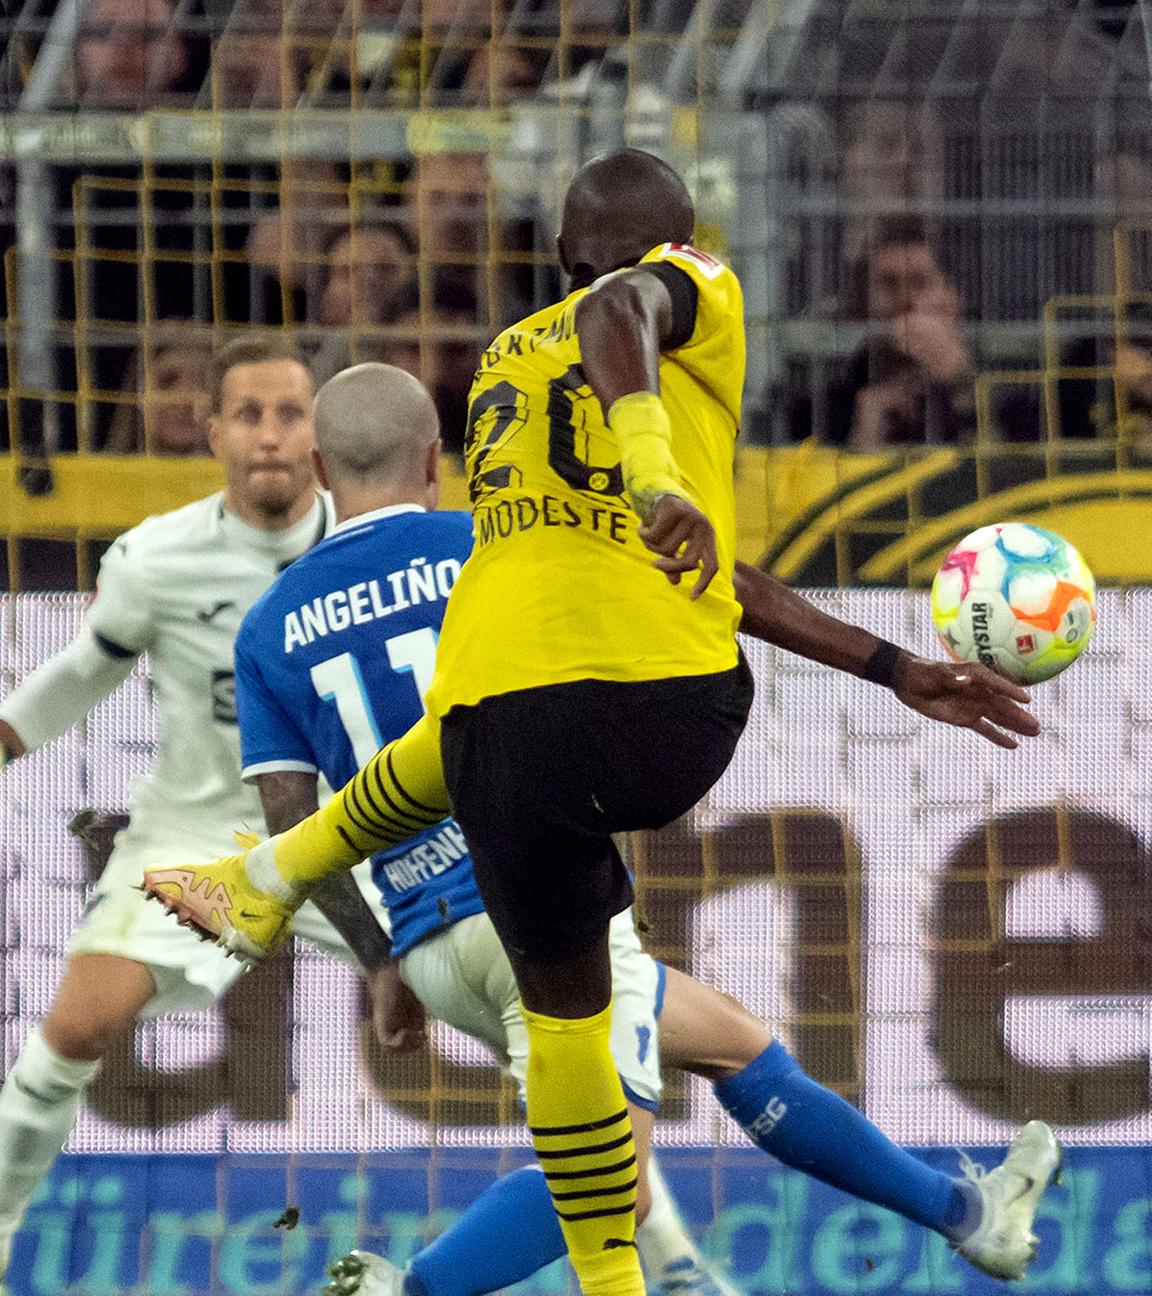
524, 1003, 645, 1296
264, 712, 450, 892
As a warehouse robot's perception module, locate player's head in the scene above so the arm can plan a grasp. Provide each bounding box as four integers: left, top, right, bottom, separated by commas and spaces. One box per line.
557, 149, 694, 290
208, 336, 317, 526
312, 363, 442, 517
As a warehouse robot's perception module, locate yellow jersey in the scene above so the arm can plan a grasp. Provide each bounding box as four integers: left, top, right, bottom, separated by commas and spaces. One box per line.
426, 242, 746, 715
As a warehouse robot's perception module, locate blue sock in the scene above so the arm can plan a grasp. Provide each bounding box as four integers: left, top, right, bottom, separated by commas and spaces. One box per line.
404, 1166, 565, 1296
715, 1042, 978, 1240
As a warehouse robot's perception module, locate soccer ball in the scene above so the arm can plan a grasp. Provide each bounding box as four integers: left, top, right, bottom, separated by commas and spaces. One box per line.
930, 523, 1096, 684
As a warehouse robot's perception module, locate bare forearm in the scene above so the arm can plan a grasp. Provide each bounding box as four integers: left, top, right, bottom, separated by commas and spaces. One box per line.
734, 561, 906, 681
257, 771, 392, 970
258, 770, 321, 838
736, 576, 1041, 749
311, 872, 393, 971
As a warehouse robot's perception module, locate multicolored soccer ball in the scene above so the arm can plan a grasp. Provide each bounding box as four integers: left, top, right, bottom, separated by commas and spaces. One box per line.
931, 523, 1096, 684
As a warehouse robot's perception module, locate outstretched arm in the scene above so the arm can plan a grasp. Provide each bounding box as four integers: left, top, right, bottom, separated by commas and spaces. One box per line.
1, 531, 157, 767
0, 628, 139, 762
733, 561, 1041, 749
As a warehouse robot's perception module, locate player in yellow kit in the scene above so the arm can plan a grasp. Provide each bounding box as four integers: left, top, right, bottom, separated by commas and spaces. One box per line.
146, 150, 1046, 1296
422, 157, 754, 1296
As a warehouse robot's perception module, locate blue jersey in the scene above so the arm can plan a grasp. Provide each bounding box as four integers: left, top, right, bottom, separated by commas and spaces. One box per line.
235, 504, 484, 956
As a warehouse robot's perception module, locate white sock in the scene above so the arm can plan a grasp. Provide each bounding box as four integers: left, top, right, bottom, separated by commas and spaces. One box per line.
0, 1028, 101, 1267
636, 1154, 707, 1279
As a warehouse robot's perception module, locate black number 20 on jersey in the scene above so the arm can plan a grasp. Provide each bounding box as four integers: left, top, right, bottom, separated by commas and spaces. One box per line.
465, 365, 624, 502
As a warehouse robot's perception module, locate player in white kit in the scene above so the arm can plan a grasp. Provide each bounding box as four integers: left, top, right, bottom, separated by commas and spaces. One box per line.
0, 336, 354, 1285
0, 344, 725, 1296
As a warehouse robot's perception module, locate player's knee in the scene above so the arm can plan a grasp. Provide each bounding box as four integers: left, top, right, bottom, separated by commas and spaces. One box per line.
42, 1002, 136, 1063
41, 955, 156, 1063
716, 989, 772, 1053
661, 969, 776, 1082
42, 1018, 112, 1063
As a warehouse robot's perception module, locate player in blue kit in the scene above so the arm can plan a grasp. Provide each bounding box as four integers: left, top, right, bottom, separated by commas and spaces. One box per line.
233, 362, 1059, 1296
236, 363, 730, 1296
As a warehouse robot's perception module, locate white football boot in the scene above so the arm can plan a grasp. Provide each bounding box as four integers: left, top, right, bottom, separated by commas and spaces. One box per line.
953, 1120, 1062, 1280
652, 1254, 743, 1296
324, 1250, 405, 1296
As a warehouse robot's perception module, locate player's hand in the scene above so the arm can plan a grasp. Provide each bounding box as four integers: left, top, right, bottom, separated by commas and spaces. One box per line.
893, 655, 1040, 749
0, 719, 26, 765
366, 963, 427, 1053
638, 494, 720, 599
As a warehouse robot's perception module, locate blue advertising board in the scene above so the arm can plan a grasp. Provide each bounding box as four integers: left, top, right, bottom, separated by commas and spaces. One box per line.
9, 1147, 1150, 1296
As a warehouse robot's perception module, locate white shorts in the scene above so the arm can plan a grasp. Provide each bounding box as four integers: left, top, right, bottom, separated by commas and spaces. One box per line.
399, 907, 665, 1110
68, 839, 362, 1018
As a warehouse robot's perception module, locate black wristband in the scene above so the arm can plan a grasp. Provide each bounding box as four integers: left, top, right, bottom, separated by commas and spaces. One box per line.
861, 639, 903, 688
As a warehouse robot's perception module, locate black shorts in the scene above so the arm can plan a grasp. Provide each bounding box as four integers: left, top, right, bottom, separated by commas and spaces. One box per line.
440, 656, 754, 962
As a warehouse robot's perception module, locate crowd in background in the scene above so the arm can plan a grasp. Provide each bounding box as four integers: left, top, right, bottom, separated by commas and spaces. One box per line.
3, 0, 1152, 461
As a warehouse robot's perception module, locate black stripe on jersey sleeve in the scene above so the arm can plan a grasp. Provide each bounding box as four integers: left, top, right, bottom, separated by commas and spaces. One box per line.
641, 262, 699, 350
93, 631, 137, 659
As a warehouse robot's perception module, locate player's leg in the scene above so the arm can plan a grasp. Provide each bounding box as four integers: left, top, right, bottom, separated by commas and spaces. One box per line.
391, 917, 575, 1295
503, 930, 645, 1296
640, 1158, 740, 1296
328, 914, 652, 1296
402, 911, 723, 1295
657, 969, 979, 1233
1, 843, 250, 1283
376, 1110, 654, 1296
428, 667, 757, 1296
658, 968, 1060, 1280
439, 698, 647, 1296
603, 917, 737, 1296
145, 714, 450, 957
408, 912, 723, 1292
0, 953, 154, 1274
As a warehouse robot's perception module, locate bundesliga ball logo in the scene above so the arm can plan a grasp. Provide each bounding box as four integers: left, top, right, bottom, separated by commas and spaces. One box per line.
931, 523, 1097, 684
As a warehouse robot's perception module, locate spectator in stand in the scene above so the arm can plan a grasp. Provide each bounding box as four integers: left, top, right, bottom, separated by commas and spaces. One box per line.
412, 152, 488, 273
409, 151, 531, 327
1059, 304, 1152, 448
310, 223, 418, 384
217, 0, 347, 325
209, 0, 323, 110
461, 42, 548, 105
44, 0, 211, 449
103, 329, 214, 455
304, 0, 546, 108
70, 0, 205, 109
839, 104, 945, 271
827, 217, 976, 448
376, 276, 484, 458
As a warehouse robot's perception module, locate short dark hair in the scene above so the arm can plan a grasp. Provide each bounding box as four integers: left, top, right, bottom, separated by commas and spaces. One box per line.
872, 215, 932, 256
385, 273, 479, 324
209, 335, 311, 413
320, 219, 416, 260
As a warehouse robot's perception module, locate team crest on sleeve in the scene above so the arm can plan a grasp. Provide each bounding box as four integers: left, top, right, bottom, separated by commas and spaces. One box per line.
658, 242, 725, 279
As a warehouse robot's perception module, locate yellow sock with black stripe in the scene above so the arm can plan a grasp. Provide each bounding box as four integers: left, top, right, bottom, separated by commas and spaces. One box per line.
247, 712, 451, 897
524, 1003, 645, 1296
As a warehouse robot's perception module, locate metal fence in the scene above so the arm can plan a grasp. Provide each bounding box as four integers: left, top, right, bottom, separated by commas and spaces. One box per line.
2, 1, 1152, 531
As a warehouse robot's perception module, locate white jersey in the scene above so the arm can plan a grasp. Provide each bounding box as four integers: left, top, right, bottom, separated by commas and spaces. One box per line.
92, 492, 332, 857
16, 492, 331, 859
